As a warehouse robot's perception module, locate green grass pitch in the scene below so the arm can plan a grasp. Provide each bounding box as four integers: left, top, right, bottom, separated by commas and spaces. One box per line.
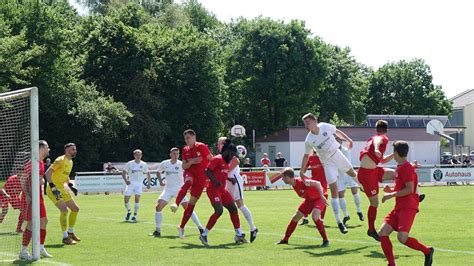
1, 186, 473, 265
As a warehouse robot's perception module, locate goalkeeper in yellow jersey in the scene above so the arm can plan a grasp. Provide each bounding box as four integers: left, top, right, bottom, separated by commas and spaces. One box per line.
45, 143, 80, 245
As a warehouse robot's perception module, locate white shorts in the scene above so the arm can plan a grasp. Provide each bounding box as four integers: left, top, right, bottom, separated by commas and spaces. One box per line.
323, 150, 353, 185
226, 174, 244, 201
337, 170, 359, 192
158, 188, 188, 204
124, 183, 143, 196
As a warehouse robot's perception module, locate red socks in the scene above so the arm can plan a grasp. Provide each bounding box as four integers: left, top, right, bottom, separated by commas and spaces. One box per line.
315, 220, 328, 241
283, 220, 297, 241
205, 213, 221, 231
380, 236, 395, 266
405, 237, 430, 254
229, 211, 240, 229
40, 229, 46, 245
175, 181, 192, 205
368, 205, 377, 232
22, 229, 32, 246
179, 203, 195, 228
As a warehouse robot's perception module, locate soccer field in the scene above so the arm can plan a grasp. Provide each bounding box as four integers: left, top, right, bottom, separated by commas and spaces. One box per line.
2, 186, 474, 265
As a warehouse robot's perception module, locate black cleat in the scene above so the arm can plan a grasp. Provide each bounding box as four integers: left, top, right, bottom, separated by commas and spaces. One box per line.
250, 228, 258, 243
199, 234, 209, 247
299, 218, 309, 225
276, 239, 288, 245
148, 230, 161, 237
338, 222, 348, 234
199, 227, 204, 235
321, 240, 329, 247
424, 247, 434, 266
419, 194, 426, 203
357, 212, 364, 221
343, 216, 350, 226
367, 230, 380, 242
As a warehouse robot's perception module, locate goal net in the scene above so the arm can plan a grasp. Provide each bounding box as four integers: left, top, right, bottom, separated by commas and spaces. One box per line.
0, 88, 39, 261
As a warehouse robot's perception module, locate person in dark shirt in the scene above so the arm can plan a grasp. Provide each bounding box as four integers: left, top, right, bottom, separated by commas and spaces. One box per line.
242, 158, 253, 172
274, 152, 288, 167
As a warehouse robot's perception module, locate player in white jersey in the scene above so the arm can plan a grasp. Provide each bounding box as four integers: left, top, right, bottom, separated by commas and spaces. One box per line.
299, 113, 360, 234
122, 149, 151, 223
218, 137, 259, 243
150, 147, 204, 237
336, 141, 364, 226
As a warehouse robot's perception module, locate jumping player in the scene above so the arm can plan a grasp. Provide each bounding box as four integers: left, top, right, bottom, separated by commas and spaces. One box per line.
171, 129, 212, 239
45, 143, 81, 245
219, 137, 258, 242
150, 147, 203, 237
122, 149, 151, 223
199, 139, 248, 246
276, 167, 329, 247
300, 113, 359, 234
378, 141, 434, 266
19, 140, 52, 260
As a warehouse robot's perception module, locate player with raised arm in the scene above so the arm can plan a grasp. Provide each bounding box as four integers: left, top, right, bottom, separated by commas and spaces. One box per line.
45, 143, 80, 245
276, 167, 329, 247
337, 139, 364, 226
299, 152, 328, 225
300, 113, 359, 234
0, 174, 25, 232
378, 141, 434, 266
199, 139, 247, 246
150, 147, 203, 237
122, 149, 151, 223
219, 137, 258, 242
171, 129, 212, 239
19, 140, 52, 260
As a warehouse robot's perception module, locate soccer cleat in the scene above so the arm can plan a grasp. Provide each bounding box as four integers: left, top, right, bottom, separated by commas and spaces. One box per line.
40, 248, 53, 258
343, 216, 350, 226
149, 230, 161, 237
357, 212, 365, 221
199, 227, 204, 235
234, 233, 249, 244
424, 247, 434, 266
62, 236, 77, 245
199, 234, 209, 247
250, 228, 258, 243
367, 230, 380, 242
321, 240, 329, 247
299, 218, 309, 225
19, 250, 32, 260
170, 203, 178, 213
419, 194, 426, 203
125, 211, 131, 221
276, 239, 288, 245
131, 216, 137, 223
337, 222, 348, 234
68, 232, 81, 242
178, 227, 185, 239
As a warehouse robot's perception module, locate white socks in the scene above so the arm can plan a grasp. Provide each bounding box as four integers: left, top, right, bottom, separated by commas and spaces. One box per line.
353, 193, 362, 212
239, 205, 256, 231
235, 228, 243, 236
68, 227, 74, 233
331, 198, 342, 223
202, 228, 209, 236
62, 231, 68, 238
125, 202, 131, 212
134, 203, 140, 215
155, 211, 162, 231
191, 211, 202, 229
339, 198, 349, 217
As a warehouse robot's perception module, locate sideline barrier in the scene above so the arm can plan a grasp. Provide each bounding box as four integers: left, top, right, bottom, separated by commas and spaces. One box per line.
75, 165, 472, 194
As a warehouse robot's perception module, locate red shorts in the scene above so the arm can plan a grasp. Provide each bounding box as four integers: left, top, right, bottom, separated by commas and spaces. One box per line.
383, 208, 418, 233
25, 197, 47, 221
206, 187, 234, 206
184, 172, 206, 199
357, 167, 386, 197
298, 198, 326, 216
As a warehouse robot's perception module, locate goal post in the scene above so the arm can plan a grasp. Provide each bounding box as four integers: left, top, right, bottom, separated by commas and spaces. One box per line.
0, 87, 39, 261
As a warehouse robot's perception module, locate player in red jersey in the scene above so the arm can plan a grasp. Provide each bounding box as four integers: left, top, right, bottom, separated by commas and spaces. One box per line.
199, 139, 248, 246
171, 129, 212, 239
357, 120, 397, 241
19, 140, 53, 260
276, 167, 329, 247
379, 141, 434, 266
0, 174, 26, 232
299, 152, 328, 225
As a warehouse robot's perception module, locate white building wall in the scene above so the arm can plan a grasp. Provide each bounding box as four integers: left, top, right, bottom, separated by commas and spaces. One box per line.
255, 142, 291, 167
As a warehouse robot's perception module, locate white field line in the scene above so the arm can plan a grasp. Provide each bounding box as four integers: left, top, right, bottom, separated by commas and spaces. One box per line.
95, 216, 474, 255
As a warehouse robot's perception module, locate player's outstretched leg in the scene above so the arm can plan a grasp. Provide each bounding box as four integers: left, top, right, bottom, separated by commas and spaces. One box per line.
181, 201, 204, 234
224, 202, 247, 244
236, 199, 257, 242
277, 211, 304, 244
312, 209, 328, 247
172, 181, 192, 212
200, 203, 223, 246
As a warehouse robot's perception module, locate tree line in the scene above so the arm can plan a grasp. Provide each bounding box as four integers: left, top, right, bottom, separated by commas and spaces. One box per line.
0, 0, 452, 171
